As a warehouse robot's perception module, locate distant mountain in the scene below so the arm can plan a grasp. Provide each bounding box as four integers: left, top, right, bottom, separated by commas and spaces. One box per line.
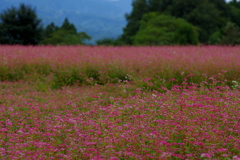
0, 0, 132, 44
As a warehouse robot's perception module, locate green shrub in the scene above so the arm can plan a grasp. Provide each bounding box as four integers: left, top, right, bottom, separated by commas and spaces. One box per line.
107, 66, 132, 83
82, 66, 102, 85
51, 68, 83, 89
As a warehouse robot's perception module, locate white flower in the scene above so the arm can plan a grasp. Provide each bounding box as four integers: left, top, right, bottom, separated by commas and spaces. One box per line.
201, 153, 211, 159
152, 94, 157, 98
233, 155, 240, 160
232, 81, 239, 89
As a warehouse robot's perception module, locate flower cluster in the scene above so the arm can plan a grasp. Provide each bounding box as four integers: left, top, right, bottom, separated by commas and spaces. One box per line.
0, 79, 239, 159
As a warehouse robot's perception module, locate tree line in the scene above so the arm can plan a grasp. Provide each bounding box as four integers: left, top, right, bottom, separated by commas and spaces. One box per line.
115, 0, 240, 46
1, 1, 240, 46
0, 4, 91, 45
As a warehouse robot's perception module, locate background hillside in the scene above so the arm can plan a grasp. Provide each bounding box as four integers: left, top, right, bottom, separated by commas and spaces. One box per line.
0, 0, 132, 44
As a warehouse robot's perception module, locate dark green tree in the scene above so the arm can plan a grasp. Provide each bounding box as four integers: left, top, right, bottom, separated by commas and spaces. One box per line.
0, 3, 43, 45
221, 22, 240, 45
41, 29, 91, 45
228, 0, 240, 27
133, 13, 199, 45
186, 1, 228, 42
61, 18, 77, 34
41, 19, 91, 45
121, 0, 229, 45
164, 0, 200, 18
120, 0, 149, 44
44, 22, 59, 38
174, 22, 199, 45
208, 31, 222, 44
148, 0, 172, 12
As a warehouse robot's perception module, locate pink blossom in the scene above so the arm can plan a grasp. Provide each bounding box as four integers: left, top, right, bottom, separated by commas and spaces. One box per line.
6, 119, 12, 126
0, 148, 6, 156
217, 148, 228, 152
201, 153, 211, 159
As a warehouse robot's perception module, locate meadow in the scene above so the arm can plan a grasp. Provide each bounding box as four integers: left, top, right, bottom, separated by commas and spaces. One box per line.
0, 45, 239, 159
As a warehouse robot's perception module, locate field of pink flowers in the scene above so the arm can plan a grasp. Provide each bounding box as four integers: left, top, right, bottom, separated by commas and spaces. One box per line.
0, 45, 240, 89
0, 45, 240, 159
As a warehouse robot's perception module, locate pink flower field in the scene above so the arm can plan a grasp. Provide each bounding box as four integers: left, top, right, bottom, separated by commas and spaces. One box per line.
0, 45, 240, 159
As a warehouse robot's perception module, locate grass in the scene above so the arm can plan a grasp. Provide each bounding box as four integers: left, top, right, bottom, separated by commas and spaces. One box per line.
0, 45, 239, 159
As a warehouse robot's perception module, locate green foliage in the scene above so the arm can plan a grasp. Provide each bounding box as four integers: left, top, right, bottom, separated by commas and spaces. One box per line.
208, 31, 222, 44
107, 66, 131, 83
41, 29, 91, 45
221, 22, 240, 45
86, 69, 100, 81
61, 18, 77, 34
133, 13, 199, 45
229, 0, 240, 27
121, 0, 232, 45
0, 63, 53, 82
41, 18, 91, 45
19, 63, 52, 76
120, 0, 149, 44
83, 67, 101, 83
35, 81, 49, 92
43, 22, 59, 38
133, 13, 172, 45
135, 70, 205, 92
96, 38, 125, 46
52, 68, 84, 89
186, 1, 227, 43
174, 23, 199, 45
96, 38, 116, 46
0, 67, 24, 81
0, 3, 43, 45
